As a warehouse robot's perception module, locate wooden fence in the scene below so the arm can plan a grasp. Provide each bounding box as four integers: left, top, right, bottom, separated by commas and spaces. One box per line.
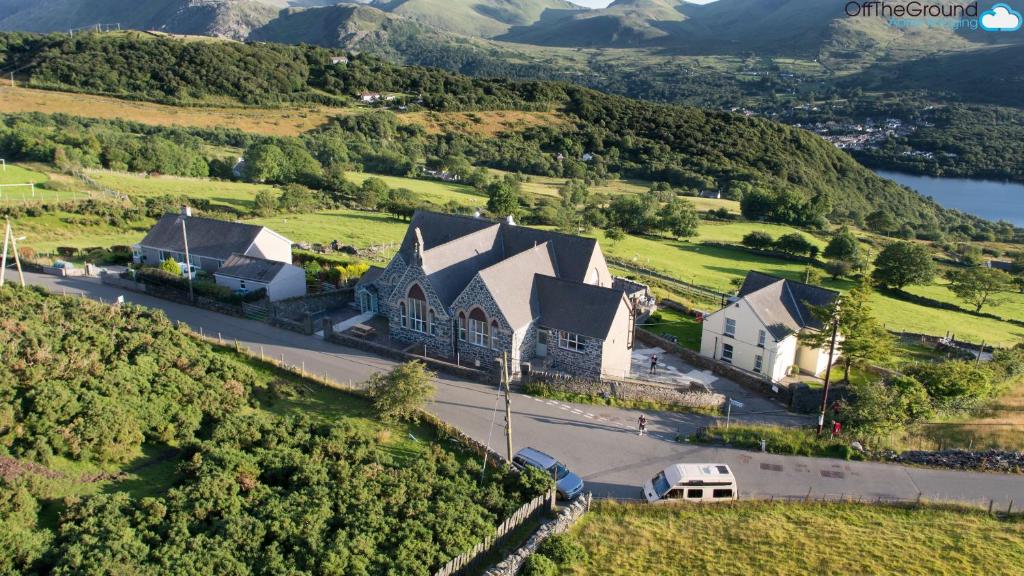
433, 489, 555, 576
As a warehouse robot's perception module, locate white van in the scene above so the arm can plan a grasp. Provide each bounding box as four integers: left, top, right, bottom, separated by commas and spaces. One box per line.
643, 463, 738, 504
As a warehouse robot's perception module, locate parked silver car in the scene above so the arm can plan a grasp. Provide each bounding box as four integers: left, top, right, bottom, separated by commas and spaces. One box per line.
512, 447, 584, 500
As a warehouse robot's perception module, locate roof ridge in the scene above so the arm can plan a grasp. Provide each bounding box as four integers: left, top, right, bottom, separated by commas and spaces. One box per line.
421, 221, 501, 257
478, 241, 553, 277
782, 282, 806, 326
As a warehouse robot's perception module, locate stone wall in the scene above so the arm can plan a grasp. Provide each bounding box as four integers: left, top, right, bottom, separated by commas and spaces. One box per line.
271, 287, 353, 320
635, 329, 794, 406
482, 494, 592, 576
524, 371, 725, 412
541, 331, 605, 380
388, 264, 457, 360
323, 319, 496, 384
449, 274, 514, 371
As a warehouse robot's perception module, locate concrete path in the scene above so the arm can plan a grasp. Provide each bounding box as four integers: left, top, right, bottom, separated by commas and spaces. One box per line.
315, 310, 373, 338
20, 272, 1024, 510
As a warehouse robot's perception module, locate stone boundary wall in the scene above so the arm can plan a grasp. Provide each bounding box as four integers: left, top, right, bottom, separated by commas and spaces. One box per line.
482, 494, 592, 576
324, 321, 495, 384
100, 272, 245, 317
273, 288, 354, 320
789, 382, 850, 414
636, 329, 794, 406
524, 370, 725, 412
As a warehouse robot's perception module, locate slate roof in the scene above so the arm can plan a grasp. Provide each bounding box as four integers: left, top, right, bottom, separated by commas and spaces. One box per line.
535, 275, 628, 339
476, 243, 556, 330
214, 253, 292, 283
356, 266, 385, 289
737, 271, 839, 340
397, 211, 600, 284
139, 214, 270, 262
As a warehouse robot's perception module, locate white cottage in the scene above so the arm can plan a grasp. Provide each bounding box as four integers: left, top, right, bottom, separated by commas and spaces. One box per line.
699, 272, 840, 382
213, 253, 306, 302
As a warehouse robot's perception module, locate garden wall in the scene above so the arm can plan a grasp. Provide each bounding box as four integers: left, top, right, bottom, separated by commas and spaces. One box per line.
635, 329, 794, 406
522, 370, 725, 413
482, 494, 592, 576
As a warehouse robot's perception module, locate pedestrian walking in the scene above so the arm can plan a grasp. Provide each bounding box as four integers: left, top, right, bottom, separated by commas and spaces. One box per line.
649, 354, 658, 375
638, 414, 647, 436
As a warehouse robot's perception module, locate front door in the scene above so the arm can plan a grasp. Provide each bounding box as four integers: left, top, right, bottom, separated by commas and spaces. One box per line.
536, 329, 549, 358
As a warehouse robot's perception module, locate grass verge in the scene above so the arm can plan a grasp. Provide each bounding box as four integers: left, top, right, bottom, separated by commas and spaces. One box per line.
690, 423, 864, 460
569, 500, 1024, 576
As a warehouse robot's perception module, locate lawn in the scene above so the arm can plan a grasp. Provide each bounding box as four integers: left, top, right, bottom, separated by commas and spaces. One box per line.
905, 281, 1024, 325
0, 163, 85, 204
250, 209, 409, 254
570, 500, 1024, 576
640, 306, 702, 350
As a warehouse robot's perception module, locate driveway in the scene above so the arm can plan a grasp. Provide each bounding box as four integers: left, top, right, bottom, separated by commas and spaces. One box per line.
20, 272, 1024, 510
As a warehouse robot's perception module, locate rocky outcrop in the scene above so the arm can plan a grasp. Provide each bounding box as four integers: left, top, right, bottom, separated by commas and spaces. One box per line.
893, 450, 1024, 474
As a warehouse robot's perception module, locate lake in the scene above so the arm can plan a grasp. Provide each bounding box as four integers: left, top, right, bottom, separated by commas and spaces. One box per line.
874, 170, 1024, 226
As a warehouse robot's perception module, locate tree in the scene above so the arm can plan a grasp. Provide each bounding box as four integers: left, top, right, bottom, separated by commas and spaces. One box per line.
741, 231, 774, 250
802, 266, 825, 286
946, 267, 1015, 312
253, 190, 278, 217
823, 225, 859, 261
367, 361, 436, 423
658, 198, 699, 239
872, 242, 935, 290
557, 179, 588, 207
243, 143, 288, 183
604, 227, 625, 245
800, 284, 894, 383
277, 184, 320, 214
865, 209, 896, 235
356, 177, 389, 210
486, 176, 521, 218
160, 257, 180, 275
844, 376, 931, 439
773, 233, 815, 257
605, 194, 657, 234
825, 260, 852, 280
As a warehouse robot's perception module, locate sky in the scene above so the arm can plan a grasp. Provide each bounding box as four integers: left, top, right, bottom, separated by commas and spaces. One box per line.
567, 0, 718, 7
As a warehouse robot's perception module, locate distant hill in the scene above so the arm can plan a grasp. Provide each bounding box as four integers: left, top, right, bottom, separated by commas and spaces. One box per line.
376, 0, 581, 38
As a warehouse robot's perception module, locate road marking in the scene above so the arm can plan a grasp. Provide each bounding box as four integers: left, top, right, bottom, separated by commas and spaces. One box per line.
583, 414, 594, 419
571, 409, 584, 414
560, 406, 570, 411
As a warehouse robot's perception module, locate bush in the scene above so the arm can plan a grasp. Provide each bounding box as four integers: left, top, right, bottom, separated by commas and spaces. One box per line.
741, 231, 774, 250
521, 553, 559, 576
367, 361, 436, 422
537, 533, 588, 567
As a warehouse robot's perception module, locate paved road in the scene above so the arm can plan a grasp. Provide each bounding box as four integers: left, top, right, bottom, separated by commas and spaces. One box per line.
23, 272, 1024, 509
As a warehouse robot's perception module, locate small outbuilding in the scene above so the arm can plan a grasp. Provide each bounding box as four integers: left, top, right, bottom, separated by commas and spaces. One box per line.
214, 253, 306, 302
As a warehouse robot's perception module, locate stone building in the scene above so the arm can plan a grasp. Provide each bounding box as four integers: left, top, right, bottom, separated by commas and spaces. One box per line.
357, 211, 636, 379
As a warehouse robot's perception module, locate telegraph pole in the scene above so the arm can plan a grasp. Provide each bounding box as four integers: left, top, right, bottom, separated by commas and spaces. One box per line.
503, 351, 513, 462
0, 218, 25, 288
180, 215, 194, 302
816, 300, 842, 435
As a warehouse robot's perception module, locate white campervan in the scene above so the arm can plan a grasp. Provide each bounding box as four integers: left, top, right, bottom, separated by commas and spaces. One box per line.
642, 463, 738, 504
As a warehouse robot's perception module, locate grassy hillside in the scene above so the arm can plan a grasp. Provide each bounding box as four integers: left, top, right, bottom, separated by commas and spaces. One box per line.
570, 501, 1024, 575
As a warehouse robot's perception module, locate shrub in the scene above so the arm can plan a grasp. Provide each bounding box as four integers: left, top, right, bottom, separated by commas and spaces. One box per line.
536, 533, 588, 567
160, 258, 180, 275
367, 361, 436, 423
741, 231, 774, 250
520, 554, 559, 576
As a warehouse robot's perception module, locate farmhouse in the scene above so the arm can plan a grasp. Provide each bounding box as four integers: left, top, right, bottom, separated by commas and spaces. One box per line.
356, 211, 636, 379
133, 209, 293, 273
213, 253, 306, 302
699, 271, 840, 382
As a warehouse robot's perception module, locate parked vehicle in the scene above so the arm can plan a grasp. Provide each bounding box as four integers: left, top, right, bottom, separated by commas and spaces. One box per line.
643, 463, 737, 504
512, 447, 584, 500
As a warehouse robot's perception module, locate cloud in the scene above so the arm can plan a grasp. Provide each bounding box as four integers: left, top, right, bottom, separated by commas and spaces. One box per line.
980, 3, 1022, 31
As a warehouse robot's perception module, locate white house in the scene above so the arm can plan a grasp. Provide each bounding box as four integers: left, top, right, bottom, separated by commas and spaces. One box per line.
133, 209, 294, 272
213, 253, 306, 302
699, 272, 839, 382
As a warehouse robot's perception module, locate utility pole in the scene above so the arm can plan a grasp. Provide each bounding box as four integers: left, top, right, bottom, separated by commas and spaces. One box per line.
180, 215, 194, 302
0, 219, 25, 288
816, 300, 842, 435
502, 351, 513, 462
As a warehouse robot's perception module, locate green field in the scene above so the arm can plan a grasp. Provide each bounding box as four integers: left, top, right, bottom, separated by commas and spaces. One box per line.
570, 501, 1024, 576
640, 306, 702, 350
0, 163, 83, 204
87, 170, 279, 211
346, 171, 487, 206
250, 209, 408, 256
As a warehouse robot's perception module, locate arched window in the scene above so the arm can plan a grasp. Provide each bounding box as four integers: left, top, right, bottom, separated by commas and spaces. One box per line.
429, 309, 438, 336
468, 308, 489, 347
399, 302, 407, 328
490, 320, 500, 350
407, 284, 427, 333
458, 311, 467, 341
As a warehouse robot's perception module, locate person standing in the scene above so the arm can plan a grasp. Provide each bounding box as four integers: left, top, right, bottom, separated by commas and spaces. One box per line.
638, 414, 648, 436
649, 354, 658, 375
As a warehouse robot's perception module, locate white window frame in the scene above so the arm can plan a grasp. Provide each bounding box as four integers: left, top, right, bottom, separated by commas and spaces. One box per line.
757, 329, 766, 347
400, 302, 407, 328
754, 354, 763, 373
408, 297, 427, 333
458, 313, 467, 341
470, 318, 488, 347
724, 318, 736, 338
558, 330, 585, 353
429, 310, 438, 336
722, 343, 734, 364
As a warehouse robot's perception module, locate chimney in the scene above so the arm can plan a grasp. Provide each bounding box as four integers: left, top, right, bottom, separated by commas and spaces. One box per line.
413, 227, 425, 265
506, 215, 516, 226
181, 206, 192, 217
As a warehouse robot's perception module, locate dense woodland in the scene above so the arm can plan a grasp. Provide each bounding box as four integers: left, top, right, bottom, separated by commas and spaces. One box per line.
0, 31, 1007, 234
0, 288, 543, 575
